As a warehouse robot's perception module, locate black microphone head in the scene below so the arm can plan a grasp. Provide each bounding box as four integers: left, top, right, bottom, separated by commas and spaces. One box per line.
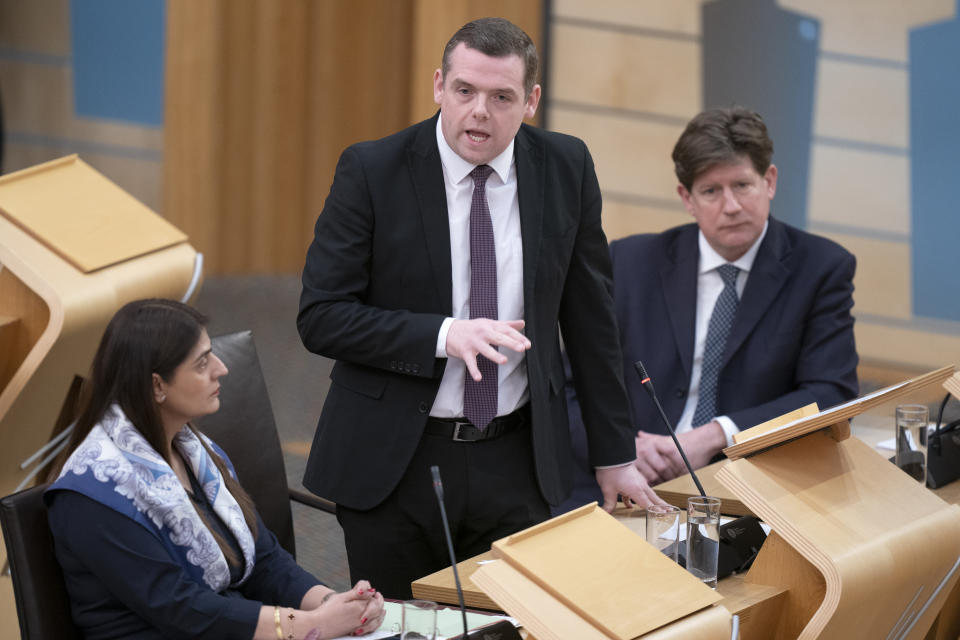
633, 360, 656, 397
633, 360, 650, 381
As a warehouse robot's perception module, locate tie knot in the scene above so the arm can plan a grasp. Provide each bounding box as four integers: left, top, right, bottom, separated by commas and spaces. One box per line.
717, 264, 739, 287
470, 164, 493, 187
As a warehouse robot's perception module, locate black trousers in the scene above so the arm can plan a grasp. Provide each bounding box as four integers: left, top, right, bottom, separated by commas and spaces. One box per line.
336, 421, 550, 599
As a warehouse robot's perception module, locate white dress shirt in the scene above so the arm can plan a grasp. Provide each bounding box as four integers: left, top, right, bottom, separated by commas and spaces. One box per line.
430, 115, 528, 418
674, 221, 769, 446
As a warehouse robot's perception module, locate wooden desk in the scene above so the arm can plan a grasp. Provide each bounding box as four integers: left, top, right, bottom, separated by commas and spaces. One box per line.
412, 421, 960, 638
411, 510, 787, 636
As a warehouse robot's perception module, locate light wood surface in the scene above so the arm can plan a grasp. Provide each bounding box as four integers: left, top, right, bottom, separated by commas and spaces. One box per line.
414, 398, 960, 639
413, 550, 501, 611
413, 509, 783, 637
0, 156, 185, 273
164, 0, 420, 274
741, 530, 826, 639
471, 560, 610, 640
732, 403, 819, 444
723, 365, 955, 460
473, 558, 735, 640
549, 22, 699, 116
651, 460, 751, 517
717, 433, 960, 639
944, 372, 960, 401
488, 504, 721, 639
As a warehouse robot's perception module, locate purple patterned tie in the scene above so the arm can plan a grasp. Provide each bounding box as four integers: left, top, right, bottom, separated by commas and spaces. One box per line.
463, 165, 498, 430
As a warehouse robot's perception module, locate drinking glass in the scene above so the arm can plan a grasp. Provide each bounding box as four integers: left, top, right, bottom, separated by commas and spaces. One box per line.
402, 600, 438, 640
895, 404, 929, 486
646, 504, 681, 563
686, 496, 721, 588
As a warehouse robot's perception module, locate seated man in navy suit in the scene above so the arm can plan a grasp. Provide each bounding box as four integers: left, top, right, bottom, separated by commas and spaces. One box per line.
561, 106, 859, 510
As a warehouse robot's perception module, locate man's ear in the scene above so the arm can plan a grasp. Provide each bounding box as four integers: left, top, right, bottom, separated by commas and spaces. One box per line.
523, 84, 541, 120
433, 68, 444, 106
764, 164, 778, 200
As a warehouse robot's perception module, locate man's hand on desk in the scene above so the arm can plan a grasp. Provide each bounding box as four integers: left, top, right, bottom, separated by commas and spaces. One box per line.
633, 422, 726, 484
595, 464, 668, 512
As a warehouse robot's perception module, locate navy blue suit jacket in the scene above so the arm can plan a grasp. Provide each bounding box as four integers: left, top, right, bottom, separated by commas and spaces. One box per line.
562, 217, 859, 509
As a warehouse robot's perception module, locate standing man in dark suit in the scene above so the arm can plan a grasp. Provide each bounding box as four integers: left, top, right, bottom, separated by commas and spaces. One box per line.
562, 106, 858, 509
297, 18, 661, 598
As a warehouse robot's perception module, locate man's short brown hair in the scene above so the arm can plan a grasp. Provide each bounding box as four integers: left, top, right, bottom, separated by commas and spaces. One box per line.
441, 17, 539, 97
672, 107, 774, 190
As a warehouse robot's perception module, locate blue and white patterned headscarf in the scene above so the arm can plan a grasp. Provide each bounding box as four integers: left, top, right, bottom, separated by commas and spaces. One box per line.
49, 404, 255, 591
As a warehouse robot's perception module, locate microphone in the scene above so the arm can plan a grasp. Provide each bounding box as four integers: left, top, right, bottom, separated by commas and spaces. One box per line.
632, 360, 706, 497
429, 466, 521, 640
634, 361, 768, 579
430, 465, 469, 638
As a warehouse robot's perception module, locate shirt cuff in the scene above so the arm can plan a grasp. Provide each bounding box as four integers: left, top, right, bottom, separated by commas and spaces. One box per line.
436, 318, 455, 358
594, 461, 633, 470
714, 415, 739, 448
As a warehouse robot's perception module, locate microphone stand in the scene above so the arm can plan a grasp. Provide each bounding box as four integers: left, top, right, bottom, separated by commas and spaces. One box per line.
429, 465, 522, 640
633, 360, 707, 497
430, 465, 469, 638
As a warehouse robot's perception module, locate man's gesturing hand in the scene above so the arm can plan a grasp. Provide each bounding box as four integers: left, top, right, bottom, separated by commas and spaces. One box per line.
446, 318, 531, 381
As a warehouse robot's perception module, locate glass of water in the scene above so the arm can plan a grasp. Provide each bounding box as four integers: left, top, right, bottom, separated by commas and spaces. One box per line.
895, 404, 929, 486
401, 600, 437, 640
646, 504, 681, 563
686, 496, 721, 588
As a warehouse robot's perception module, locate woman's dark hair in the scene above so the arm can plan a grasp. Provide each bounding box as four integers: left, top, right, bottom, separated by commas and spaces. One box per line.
672, 106, 774, 190
53, 298, 258, 564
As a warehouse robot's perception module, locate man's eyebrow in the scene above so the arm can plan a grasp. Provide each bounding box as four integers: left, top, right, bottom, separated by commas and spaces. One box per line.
451, 78, 518, 96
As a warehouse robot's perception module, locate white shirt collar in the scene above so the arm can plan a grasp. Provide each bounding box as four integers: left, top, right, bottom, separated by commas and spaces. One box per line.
436, 114, 515, 184
697, 219, 769, 275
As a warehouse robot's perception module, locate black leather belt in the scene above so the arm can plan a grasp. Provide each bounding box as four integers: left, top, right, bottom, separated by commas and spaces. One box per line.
424, 405, 530, 442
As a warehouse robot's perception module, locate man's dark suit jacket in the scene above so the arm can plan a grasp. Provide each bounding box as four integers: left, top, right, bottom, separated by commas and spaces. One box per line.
298, 113, 635, 511
562, 217, 859, 509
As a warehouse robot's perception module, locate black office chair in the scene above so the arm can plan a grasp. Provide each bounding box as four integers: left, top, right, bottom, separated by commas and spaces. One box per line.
196, 330, 334, 558
0, 484, 81, 639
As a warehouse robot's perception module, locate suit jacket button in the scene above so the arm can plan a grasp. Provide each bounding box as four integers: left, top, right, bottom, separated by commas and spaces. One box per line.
418, 402, 429, 413
413, 364, 420, 373
675, 388, 686, 398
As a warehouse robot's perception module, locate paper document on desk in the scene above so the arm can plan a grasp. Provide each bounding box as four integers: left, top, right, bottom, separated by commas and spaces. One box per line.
333, 600, 517, 639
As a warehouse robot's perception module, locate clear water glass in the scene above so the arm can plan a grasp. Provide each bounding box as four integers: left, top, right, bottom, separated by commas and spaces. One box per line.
401, 599, 438, 640
646, 504, 681, 563
895, 404, 929, 486
686, 496, 721, 588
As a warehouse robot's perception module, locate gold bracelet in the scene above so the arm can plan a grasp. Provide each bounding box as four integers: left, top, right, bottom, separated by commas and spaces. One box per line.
274, 606, 284, 640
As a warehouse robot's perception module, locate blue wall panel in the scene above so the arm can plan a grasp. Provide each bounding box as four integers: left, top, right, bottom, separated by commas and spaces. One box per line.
701, 0, 819, 230
909, 10, 960, 322
70, 0, 165, 127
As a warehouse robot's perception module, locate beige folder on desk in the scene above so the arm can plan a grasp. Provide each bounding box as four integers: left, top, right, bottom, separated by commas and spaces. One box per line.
471, 504, 729, 640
